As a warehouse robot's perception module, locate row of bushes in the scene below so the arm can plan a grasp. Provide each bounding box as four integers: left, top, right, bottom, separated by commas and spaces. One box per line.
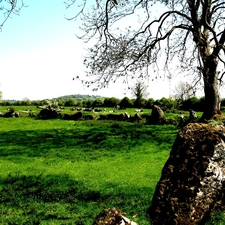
2, 96, 225, 112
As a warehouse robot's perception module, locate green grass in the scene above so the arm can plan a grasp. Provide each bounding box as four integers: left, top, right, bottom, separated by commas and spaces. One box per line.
0, 118, 178, 224
0, 111, 224, 224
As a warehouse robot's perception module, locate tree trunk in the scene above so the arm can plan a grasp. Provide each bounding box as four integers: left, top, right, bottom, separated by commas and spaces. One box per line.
201, 55, 221, 121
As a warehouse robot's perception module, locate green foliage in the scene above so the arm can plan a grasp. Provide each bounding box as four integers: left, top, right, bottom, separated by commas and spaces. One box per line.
146, 98, 155, 109
103, 97, 120, 107
83, 99, 93, 107
132, 81, 149, 108
92, 98, 104, 107
182, 96, 201, 111
1, 94, 208, 113
205, 211, 225, 225
64, 98, 76, 106
155, 97, 178, 112
207, 119, 224, 126
119, 97, 133, 108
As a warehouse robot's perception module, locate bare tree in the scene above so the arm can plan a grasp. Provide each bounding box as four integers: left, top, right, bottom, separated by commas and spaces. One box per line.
66, 0, 225, 120
173, 81, 196, 101
0, 0, 25, 31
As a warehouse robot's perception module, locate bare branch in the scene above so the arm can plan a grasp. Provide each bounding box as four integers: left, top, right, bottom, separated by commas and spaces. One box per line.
0, 0, 26, 31
66, 0, 225, 113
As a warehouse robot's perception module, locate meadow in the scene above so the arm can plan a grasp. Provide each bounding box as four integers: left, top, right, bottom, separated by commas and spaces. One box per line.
0, 106, 223, 224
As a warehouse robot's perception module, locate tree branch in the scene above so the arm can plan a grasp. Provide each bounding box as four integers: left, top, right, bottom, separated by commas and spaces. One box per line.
0, 0, 26, 31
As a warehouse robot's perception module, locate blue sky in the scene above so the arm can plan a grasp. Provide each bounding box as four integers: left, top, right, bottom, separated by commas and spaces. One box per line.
0, 0, 178, 101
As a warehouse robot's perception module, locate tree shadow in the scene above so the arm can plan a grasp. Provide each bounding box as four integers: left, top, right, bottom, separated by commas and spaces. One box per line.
0, 126, 167, 158
0, 174, 101, 205
0, 173, 153, 224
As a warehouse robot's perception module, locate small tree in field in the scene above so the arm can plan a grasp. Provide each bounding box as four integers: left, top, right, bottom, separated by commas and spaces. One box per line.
132, 81, 149, 108
66, 0, 225, 120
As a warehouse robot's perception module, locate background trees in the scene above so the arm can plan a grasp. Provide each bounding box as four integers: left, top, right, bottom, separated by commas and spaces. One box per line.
119, 97, 133, 108
92, 98, 104, 107
67, 0, 225, 120
173, 81, 197, 101
0, 94, 217, 113
64, 98, 76, 106
103, 97, 120, 107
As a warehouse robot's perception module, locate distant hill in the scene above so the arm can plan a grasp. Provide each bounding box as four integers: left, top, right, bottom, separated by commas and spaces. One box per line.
53, 94, 105, 102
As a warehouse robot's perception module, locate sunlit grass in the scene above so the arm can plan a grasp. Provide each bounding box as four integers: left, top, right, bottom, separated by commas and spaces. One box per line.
0, 118, 176, 224
0, 115, 223, 224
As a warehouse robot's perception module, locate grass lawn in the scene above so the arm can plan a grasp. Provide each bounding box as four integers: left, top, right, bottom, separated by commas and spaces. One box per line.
0, 117, 178, 224
0, 109, 223, 224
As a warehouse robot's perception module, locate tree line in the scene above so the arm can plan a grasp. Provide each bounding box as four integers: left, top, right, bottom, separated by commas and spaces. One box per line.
2, 95, 225, 113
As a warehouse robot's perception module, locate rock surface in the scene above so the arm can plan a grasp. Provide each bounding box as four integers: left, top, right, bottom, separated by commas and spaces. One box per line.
149, 123, 225, 225
150, 105, 164, 124
92, 208, 138, 225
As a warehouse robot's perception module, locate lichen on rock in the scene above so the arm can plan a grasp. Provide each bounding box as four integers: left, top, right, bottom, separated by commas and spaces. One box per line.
149, 123, 225, 225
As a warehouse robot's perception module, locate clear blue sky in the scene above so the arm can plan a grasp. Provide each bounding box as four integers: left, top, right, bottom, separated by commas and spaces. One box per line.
0, 0, 181, 101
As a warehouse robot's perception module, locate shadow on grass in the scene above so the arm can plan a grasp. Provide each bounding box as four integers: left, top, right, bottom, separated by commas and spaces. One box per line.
0, 173, 153, 224
0, 174, 101, 205
0, 124, 177, 159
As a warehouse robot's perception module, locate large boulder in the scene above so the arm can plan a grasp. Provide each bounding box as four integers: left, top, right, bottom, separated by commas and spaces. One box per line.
98, 114, 108, 120
92, 208, 138, 225
38, 108, 61, 119
84, 114, 95, 120
149, 123, 225, 225
71, 111, 83, 120
150, 105, 164, 124
131, 113, 142, 123
107, 113, 125, 121
63, 112, 83, 120
4, 111, 20, 118
189, 109, 198, 122
124, 112, 131, 121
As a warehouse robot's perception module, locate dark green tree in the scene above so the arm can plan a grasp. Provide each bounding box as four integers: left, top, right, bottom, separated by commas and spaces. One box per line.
146, 98, 155, 109
132, 81, 149, 108
67, 0, 225, 120
158, 97, 177, 112
119, 97, 133, 108
92, 98, 104, 107
103, 97, 120, 107
183, 96, 201, 111
65, 98, 76, 106
86, 100, 93, 108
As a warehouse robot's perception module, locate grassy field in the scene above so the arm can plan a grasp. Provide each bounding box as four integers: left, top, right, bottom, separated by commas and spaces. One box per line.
0, 106, 223, 224
0, 114, 179, 224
